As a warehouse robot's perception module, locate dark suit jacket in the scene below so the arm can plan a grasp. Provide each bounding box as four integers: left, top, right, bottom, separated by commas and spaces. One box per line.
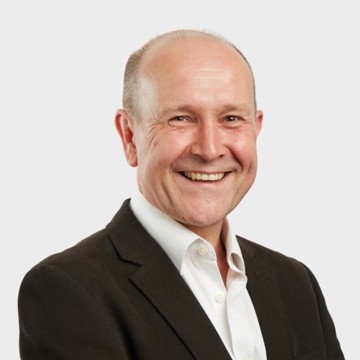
18, 200, 344, 359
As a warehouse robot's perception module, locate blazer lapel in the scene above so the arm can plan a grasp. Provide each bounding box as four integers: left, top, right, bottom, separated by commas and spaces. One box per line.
107, 200, 232, 360
239, 237, 294, 359
131, 245, 232, 360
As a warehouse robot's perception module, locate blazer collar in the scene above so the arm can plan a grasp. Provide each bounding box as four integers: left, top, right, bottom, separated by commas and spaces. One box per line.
106, 200, 232, 360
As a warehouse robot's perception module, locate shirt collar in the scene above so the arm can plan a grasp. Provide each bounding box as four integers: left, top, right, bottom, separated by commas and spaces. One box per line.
130, 192, 246, 275
222, 219, 246, 274
130, 193, 196, 271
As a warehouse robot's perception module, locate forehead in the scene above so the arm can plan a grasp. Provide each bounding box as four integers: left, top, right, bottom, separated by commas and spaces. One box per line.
143, 36, 251, 79
139, 37, 255, 108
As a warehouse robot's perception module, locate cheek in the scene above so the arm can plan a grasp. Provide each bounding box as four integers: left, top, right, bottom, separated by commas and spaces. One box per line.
139, 138, 177, 172
229, 134, 257, 162
155, 131, 191, 160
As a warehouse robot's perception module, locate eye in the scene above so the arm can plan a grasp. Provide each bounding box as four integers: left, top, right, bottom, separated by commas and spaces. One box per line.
225, 115, 239, 122
221, 115, 248, 128
168, 115, 193, 127
171, 116, 186, 121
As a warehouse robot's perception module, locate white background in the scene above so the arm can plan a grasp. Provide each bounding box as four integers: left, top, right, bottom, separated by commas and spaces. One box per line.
1, 1, 358, 358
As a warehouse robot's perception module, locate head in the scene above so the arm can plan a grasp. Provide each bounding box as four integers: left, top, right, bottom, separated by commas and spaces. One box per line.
116, 30, 263, 238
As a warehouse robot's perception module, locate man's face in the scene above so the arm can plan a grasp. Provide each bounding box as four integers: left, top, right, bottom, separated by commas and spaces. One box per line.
118, 37, 262, 236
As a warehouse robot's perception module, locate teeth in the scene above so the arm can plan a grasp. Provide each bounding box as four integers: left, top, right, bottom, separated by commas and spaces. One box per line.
183, 172, 225, 181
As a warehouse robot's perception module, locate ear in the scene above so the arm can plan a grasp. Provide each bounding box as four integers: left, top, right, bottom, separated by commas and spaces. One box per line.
115, 109, 138, 167
255, 110, 263, 136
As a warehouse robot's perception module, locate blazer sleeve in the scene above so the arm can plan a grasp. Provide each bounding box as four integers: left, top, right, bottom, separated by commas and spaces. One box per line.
304, 265, 345, 360
18, 264, 132, 360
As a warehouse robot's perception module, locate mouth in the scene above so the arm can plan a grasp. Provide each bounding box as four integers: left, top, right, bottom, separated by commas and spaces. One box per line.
182, 171, 226, 182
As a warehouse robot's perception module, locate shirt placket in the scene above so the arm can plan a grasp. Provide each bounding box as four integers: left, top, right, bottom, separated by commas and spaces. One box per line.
226, 271, 255, 360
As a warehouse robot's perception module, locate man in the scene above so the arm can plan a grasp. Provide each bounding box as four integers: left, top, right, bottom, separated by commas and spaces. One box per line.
18, 30, 344, 359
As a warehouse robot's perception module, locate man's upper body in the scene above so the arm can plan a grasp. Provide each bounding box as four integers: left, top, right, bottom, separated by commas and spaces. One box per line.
18, 30, 344, 359
19, 199, 344, 359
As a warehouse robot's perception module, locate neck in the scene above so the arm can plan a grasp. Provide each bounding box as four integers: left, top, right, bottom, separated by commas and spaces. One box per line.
182, 220, 229, 284
182, 220, 223, 247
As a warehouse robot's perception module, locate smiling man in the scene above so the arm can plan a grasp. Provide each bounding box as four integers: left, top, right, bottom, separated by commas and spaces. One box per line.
18, 30, 344, 360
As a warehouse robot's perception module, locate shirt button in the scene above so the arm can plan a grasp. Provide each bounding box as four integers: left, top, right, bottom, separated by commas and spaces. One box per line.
198, 245, 208, 256
215, 294, 224, 304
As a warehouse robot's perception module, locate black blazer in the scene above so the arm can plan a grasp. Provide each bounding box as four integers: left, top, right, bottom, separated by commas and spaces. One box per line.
18, 200, 344, 359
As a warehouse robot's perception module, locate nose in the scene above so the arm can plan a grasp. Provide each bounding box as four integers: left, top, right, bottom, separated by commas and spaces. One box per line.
191, 120, 225, 161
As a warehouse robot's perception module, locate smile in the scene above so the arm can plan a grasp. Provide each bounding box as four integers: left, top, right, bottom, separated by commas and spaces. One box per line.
183, 172, 225, 181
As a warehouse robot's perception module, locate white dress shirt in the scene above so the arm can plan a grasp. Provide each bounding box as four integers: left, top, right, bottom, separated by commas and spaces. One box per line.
130, 193, 267, 360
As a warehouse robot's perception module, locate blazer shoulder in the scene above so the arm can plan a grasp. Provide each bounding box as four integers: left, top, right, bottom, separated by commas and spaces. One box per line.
31, 228, 110, 270
237, 235, 300, 263
20, 227, 129, 299
23, 200, 142, 277
236, 235, 312, 280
